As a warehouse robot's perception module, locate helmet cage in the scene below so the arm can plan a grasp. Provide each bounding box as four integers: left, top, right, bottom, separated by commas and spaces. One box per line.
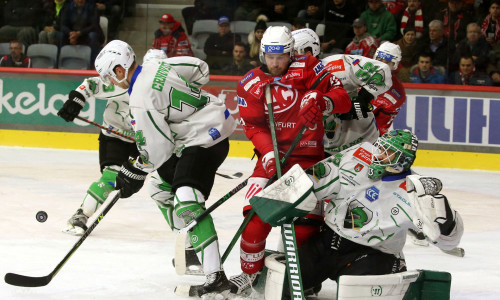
368, 129, 418, 179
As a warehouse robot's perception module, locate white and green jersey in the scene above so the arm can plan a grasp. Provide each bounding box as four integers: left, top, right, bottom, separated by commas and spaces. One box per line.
128, 59, 236, 172
76, 77, 133, 143
321, 55, 392, 155
311, 142, 463, 256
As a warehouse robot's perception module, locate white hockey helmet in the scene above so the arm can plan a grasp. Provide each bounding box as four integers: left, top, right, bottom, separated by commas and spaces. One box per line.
143, 48, 167, 63
292, 28, 321, 57
373, 42, 401, 70
95, 40, 136, 86
259, 26, 294, 64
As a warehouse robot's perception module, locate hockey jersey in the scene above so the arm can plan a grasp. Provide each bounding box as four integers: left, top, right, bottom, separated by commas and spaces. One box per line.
371, 75, 406, 135
237, 55, 351, 164
321, 54, 392, 154
128, 58, 236, 172
311, 142, 464, 256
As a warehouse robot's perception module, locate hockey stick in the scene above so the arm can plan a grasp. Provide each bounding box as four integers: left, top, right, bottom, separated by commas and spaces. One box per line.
77, 116, 241, 180
220, 125, 307, 264
441, 247, 465, 257
5, 191, 122, 287
75, 116, 135, 142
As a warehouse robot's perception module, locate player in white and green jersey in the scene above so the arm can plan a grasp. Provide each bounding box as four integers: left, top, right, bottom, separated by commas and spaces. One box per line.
94, 40, 236, 298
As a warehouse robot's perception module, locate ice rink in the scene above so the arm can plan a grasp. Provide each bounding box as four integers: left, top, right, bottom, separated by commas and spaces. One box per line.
1, 146, 499, 300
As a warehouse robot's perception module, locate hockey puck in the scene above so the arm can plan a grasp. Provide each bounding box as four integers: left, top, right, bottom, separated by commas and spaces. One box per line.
36, 211, 48, 223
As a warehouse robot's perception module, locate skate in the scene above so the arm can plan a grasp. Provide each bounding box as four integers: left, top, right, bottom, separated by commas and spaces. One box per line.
184, 271, 232, 299
171, 248, 204, 275
62, 208, 88, 236
228, 271, 261, 296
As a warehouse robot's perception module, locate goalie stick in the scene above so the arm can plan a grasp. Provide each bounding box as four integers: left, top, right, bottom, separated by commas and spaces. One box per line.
4, 191, 122, 287
77, 116, 242, 181
441, 247, 465, 257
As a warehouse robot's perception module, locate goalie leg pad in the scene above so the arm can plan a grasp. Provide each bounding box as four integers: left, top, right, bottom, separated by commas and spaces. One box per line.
264, 253, 287, 300
337, 270, 451, 300
81, 166, 118, 216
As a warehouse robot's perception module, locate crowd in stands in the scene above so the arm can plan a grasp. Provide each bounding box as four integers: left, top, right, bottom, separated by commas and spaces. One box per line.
2, 0, 500, 86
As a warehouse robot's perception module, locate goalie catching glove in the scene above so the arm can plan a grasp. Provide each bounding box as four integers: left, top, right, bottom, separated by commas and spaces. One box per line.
115, 159, 148, 198
57, 90, 86, 122
298, 90, 334, 128
407, 175, 457, 241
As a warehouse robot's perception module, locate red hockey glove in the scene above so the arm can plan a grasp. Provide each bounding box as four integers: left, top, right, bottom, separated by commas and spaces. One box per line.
298, 90, 333, 128
261, 152, 277, 178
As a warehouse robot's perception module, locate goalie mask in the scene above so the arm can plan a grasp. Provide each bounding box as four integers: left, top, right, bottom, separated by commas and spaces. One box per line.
373, 42, 401, 70
95, 40, 136, 86
292, 28, 321, 58
368, 129, 418, 179
260, 26, 294, 64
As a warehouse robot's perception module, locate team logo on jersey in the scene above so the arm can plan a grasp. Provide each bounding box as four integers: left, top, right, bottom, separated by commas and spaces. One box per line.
263, 85, 299, 113
353, 147, 372, 165
399, 181, 407, 190
290, 62, 305, 68
344, 200, 373, 230
208, 128, 221, 140
354, 163, 364, 172
240, 72, 254, 85
365, 186, 379, 202
313, 61, 325, 75
237, 96, 247, 107
325, 59, 345, 73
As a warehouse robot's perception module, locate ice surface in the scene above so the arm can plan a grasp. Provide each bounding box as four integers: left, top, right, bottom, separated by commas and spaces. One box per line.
1, 146, 499, 299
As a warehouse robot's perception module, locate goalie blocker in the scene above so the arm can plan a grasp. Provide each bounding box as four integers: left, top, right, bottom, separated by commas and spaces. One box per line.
249, 164, 317, 227
264, 253, 452, 300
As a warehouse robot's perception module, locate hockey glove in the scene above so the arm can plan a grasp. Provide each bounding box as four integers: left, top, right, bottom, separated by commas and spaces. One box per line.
298, 90, 334, 128
261, 151, 277, 178
57, 90, 86, 122
115, 160, 148, 198
339, 88, 374, 120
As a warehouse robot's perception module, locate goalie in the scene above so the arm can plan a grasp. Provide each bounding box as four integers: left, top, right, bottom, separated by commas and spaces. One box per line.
254, 129, 463, 297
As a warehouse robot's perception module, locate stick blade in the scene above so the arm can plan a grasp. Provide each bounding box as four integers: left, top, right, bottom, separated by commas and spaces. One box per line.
5, 272, 52, 287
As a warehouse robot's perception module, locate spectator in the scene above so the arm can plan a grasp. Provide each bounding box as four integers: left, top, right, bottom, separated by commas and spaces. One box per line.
264, 0, 293, 22
382, 0, 405, 15
204, 16, 241, 71
322, 0, 358, 52
360, 0, 397, 42
418, 20, 455, 70
181, 0, 216, 35
56, 0, 104, 64
395, 27, 418, 82
297, 0, 324, 29
39, 0, 67, 45
409, 52, 446, 83
489, 70, 500, 86
451, 22, 492, 73
152, 13, 194, 58
449, 55, 492, 85
217, 41, 254, 75
435, 0, 474, 47
0, 40, 31, 68
95, 0, 123, 40
0, 0, 42, 47
399, 0, 427, 39
291, 17, 307, 31
248, 20, 267, 66
234, 0, 266, 21
481, 0, 500, 46
344, 18, 380, 58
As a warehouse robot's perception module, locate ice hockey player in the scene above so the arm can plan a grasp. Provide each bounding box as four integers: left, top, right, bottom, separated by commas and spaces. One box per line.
258, 129, 464, 299
228, 26, 351, 296
292, 28, 403, 155
92, 40, 236, 298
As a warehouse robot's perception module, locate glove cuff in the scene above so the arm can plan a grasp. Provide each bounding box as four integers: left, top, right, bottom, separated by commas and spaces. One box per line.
322, 96, 334, 115
69, 90, 86, 108
120, 163, 148, 180
261, 151, 275, 165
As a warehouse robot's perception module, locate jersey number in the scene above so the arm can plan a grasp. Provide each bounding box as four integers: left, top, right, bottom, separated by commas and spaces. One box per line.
171, 89, 208, 111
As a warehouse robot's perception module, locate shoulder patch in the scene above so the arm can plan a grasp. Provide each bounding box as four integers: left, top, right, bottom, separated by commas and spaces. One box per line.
325, 59, 345, 73
390, 88, 402, 99
237, 96, 247, 107
290, 62, 305, 68
240, 72, 254, 85
365, 186, 380, 202
313, 61, 325, 75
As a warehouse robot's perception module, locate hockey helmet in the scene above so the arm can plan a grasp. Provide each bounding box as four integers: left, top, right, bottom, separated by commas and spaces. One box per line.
143, 48, 167, 63
368, 129, 418, 179
373, 42, 402, 70
292, 28, 321, 57
95, 40, 136, 86
260, 26, 294, 64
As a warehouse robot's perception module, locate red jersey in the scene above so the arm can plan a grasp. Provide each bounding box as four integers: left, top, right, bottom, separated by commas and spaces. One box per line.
237, 55, 350, 177
152, 21, 194, 57
344, 34, 380, 58
371, 75, 406, 135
